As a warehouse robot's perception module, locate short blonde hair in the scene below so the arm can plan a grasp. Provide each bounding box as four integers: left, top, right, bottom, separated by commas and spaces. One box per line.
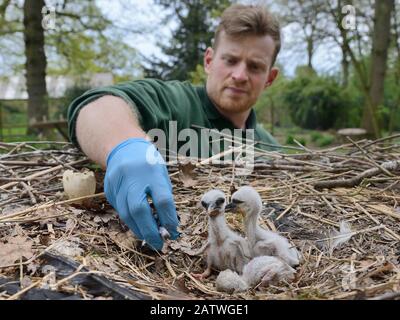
213, 4, 281, 66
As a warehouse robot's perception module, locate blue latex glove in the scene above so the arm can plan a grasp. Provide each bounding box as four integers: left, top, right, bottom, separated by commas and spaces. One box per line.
104, 138, 179, 250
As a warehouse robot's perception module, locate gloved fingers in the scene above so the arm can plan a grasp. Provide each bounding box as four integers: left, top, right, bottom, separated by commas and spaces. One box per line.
116, 194, 145, 240
127, 188, 164, 251
151, 187, 180, 240
105, 178, 144, 240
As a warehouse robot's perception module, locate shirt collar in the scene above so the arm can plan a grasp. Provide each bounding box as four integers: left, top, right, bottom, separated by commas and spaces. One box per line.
196, 85, 258, 130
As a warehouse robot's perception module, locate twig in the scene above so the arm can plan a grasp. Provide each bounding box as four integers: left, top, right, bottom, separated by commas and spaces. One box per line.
347, 136, 394, 177
314, 160, 400, 190
0, 193, 105, 223
276, 197, 297, 221
354, 203, 400, 240
0, 158, 88, 190
6, 280, 41, 300
369, 291, 400, 300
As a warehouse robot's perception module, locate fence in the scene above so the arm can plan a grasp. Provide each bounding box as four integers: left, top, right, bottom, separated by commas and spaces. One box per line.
0, 99, 68, 142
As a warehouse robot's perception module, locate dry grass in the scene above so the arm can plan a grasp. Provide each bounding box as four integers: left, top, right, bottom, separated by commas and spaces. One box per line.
0, 137, 399, 300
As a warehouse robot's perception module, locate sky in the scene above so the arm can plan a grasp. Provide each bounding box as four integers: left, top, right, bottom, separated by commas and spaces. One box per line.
97, 0, 343, 78
0, 0, 343, 79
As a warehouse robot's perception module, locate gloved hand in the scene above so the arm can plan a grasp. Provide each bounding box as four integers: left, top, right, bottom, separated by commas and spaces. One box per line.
104, 138, 179, 250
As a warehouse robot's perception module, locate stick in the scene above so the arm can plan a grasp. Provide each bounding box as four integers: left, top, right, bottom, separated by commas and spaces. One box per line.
0, 158, 88, 190
0, 192, 105, 223
314, 160, 400, 190
6, 281, 41, 300
275, 197, 297, 221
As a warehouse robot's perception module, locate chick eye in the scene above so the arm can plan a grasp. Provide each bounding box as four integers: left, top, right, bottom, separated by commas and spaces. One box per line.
232, 199, 244, 204
215, 198, 225, 206
201, 200, 208, 209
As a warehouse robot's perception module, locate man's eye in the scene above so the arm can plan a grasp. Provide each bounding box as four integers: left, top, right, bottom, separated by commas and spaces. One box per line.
224, 58, 236, 65
250, 64, 262, 72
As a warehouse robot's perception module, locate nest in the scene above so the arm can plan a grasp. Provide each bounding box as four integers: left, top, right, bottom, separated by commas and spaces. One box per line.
0, 136, 400, 300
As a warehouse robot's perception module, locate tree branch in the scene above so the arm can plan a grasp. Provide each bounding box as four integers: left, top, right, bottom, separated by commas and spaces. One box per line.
314, 160, 400, 190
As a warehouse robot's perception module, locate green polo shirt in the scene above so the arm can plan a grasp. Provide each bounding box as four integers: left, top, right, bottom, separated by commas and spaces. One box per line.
67, 79, 280, 156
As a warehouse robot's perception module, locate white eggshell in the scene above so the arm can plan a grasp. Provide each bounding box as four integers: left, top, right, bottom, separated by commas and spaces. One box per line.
62, 170, 96, 201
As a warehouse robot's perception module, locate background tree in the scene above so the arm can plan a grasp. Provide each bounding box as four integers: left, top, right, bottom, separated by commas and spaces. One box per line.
23, 0, 48, 132
0, 0, 141, 135
143, 0, 231, 81
316, 0, 394, 138
362, 0, 394, 137
277, 0, 327, 71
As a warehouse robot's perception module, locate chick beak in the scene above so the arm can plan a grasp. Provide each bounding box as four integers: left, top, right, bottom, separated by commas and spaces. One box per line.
225, 202, 245, 217
208, 207, 220, 217
225, 202, 237, 212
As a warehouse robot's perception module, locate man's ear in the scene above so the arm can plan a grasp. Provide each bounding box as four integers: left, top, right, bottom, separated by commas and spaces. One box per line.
204, 47, 214, 75
264, 67, 279, 88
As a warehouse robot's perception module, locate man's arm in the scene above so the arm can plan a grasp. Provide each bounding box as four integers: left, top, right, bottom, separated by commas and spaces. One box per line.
76, 95, 146, 168
74, 95, 179, 251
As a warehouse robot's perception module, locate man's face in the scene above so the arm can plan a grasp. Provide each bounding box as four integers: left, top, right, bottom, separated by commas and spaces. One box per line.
204, 31, 278, 115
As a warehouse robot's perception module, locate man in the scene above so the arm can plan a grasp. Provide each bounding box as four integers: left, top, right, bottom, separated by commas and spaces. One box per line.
67, 4, 281, 251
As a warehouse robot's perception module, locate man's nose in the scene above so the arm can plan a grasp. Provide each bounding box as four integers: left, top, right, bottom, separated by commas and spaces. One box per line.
231, 63, 249, 82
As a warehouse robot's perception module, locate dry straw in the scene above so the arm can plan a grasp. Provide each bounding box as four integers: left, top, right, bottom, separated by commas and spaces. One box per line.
1, 136, 400, 300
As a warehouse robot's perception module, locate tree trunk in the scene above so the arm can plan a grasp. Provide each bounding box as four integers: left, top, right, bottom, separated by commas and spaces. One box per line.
389, 1, 400, 135
23, 0, 48, 134
268, 96, 275, 136
306, 36, 314, 70
341, 41, 350, 87
361, 0, 394, 138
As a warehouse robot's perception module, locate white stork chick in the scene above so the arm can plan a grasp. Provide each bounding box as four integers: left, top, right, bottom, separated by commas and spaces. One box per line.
226, 186, 300, 267
215, 256, 295, 293
215, 269, 249, 293
193, 189, 251, 279
242, 255, 296, 287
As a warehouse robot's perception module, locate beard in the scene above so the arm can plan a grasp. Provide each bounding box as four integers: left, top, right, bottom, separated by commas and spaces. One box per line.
209, 86, 256, 114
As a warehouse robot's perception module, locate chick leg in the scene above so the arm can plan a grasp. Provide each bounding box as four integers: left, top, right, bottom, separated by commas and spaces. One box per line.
192, 254, 213, 279
192, 265, 212, 279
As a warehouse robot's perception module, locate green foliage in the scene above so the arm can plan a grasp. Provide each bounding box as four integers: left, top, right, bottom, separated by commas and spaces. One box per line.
315, 134, 334, 147
310, 131, 323, 142
55, 85, 92, 119
254, 73, 292, 128
0, 1, 142, 80
144, 0, 231, 80
283, 71, 351, 130
189, 64, 207, 85
286, 134, 306, 146
382, 64, 400, 132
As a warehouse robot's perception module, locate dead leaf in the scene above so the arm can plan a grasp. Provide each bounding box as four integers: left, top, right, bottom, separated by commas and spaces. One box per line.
10, 225, 25, 237
69, 207, 85, 215
154, 256, 165, 273
93, 213, 114, 224
51, 237, 84, 258
0, 235, 34, 266
366, 204, 400, 220
191, 223, 206, 235
173, 277, 192, 295
170, 239, 205, 256
65, 218, 77, 232
177, 210, 191, 226
341, 263, 357, 291
109, 231, 138, 250
178, 162, 197, 187
87, 256, 120, 273
27, 261, 40, 275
